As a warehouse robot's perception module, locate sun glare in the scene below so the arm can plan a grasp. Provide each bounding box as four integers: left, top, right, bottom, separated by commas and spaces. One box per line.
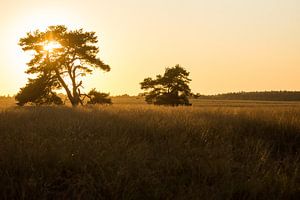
43, 41, 61, 52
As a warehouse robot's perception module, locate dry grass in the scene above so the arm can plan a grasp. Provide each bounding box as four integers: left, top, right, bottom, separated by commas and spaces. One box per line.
0, 97, 15, 109
0, 101, 299, 199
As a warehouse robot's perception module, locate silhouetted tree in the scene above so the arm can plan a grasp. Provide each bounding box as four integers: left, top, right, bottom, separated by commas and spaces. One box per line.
17, 25, 110, 106
86, 89, 112, 105
140, 65, 192, 106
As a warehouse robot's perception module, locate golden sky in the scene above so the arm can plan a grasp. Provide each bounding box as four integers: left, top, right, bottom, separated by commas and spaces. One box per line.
0, 0, 300, 95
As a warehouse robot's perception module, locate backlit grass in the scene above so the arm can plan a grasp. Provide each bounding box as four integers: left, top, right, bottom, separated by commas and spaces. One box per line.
0, 104, 299, 199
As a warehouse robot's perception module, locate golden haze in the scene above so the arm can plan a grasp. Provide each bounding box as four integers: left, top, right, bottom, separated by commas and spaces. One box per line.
0, 0, 300, 95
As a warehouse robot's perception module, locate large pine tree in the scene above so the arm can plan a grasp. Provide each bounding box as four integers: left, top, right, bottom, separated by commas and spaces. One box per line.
16, 25, 110, 106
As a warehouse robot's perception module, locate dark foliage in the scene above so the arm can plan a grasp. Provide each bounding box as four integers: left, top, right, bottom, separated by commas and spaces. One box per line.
18, 25, 110, 106
193, 91, 300, 101
15, 70, 63, 106
140, 65, 192, 106
87, 89, 112, 105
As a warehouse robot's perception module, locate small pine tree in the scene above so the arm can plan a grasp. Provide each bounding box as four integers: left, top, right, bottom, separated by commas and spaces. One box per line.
140, 65, 192, 106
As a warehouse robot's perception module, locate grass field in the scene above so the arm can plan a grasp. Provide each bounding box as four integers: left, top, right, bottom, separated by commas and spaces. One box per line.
0, 97, 299, 199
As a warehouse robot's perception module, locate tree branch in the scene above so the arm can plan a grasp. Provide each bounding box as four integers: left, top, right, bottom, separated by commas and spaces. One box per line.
76, 81, 83, 89
80, 93, 91, 102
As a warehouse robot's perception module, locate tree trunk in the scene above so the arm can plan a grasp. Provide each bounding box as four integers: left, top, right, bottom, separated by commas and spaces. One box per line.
71, 71, 81, 106
54, 69, 79, 106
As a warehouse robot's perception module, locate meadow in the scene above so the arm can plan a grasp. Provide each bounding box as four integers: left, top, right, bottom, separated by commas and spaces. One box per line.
0, 97, 299, 199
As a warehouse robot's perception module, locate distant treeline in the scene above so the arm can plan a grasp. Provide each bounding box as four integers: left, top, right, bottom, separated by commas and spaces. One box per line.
194, 91, 300, 101
0, 95, 11, 99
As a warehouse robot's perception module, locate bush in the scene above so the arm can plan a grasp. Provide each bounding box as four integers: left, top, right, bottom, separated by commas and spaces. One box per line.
87, 89, 112, 105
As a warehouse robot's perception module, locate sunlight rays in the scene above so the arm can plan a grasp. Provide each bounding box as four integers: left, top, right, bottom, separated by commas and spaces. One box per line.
43, 41, 62, 52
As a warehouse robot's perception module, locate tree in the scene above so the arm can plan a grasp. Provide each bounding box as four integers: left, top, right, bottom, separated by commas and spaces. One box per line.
140, 65, 192, 106
17, 25, 110, 106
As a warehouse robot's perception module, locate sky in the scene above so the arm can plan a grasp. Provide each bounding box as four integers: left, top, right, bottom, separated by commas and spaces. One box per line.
0, 0, 300, 96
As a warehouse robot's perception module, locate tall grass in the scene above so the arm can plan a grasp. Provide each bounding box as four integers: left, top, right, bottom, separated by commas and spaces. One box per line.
0, 105, 299, 199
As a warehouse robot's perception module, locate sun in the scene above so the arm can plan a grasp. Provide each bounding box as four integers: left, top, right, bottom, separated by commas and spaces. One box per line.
43, 41, 62, 52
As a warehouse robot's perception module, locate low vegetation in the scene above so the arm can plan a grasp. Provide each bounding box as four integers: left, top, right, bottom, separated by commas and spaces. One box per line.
86, 89, 112, 105
0, 103, 299, 199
